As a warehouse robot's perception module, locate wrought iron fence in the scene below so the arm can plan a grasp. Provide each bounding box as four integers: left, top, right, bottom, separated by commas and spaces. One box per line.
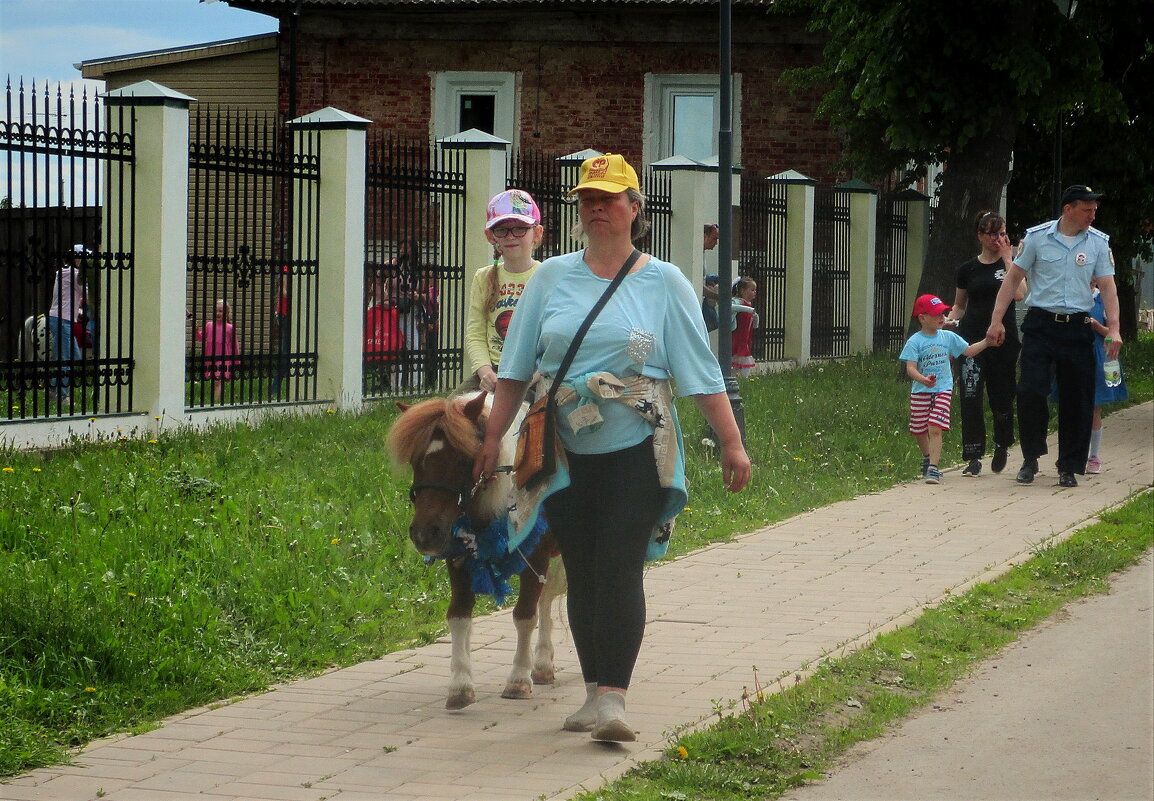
187, 106, 320, 407
811, 185, 852, 358
739, 179, 788, 361
874, 195, 910, 351
1, 78, 135, 420
364, 137, 467, 398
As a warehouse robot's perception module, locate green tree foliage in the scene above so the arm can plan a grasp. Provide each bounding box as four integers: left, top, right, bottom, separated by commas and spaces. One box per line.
1007, 0, 1153, 334
780, 0, 1145, 328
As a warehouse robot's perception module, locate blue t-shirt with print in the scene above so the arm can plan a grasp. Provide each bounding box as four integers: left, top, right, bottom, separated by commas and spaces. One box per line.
898, 329, 970, 394
498, 250, 725, 454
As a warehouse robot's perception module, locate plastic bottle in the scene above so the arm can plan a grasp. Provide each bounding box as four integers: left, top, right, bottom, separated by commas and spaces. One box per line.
1103, 338, 1122, 387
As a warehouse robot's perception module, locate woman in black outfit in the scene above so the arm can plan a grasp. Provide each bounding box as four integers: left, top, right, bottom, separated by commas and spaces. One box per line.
946, 210, 1026, 476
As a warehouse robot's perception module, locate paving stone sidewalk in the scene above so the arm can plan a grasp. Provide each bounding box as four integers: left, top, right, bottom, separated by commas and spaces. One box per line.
4, 402, 1152, 801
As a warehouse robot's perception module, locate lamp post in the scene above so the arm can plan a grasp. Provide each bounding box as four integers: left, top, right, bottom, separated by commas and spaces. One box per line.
1050, 0, 1078, 215
717, 0, 746, 444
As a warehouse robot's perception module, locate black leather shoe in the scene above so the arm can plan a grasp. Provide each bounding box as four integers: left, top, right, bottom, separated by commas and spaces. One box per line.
1058, 471, 1078, 488
991, 446, 1008, 474
1016, 459, 1039, 484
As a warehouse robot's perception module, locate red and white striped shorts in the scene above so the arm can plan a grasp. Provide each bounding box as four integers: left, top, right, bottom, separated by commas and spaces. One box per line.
909, 391, 952, 434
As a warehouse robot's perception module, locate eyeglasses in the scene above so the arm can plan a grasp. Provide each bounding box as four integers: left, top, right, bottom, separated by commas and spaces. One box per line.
491, 225, 532, 239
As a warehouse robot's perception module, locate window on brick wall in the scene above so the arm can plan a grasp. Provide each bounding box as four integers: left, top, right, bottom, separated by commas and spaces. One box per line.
643, 74, 742, 164
433, 72, 517, 143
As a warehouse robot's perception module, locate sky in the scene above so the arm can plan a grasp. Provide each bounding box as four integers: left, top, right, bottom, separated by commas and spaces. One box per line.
0, 0, 277, 91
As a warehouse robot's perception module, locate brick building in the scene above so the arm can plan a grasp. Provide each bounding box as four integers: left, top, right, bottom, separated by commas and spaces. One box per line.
226, 0, 846, 183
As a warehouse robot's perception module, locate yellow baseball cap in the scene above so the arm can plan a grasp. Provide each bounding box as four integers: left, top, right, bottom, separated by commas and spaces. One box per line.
568, 153, 640, 195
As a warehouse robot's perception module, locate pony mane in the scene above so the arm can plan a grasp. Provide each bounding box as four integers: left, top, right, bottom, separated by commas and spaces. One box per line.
386, 394, 486, 467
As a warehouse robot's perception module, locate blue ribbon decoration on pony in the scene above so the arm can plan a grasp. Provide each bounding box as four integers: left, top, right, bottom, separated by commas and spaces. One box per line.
426, 513, 549, 606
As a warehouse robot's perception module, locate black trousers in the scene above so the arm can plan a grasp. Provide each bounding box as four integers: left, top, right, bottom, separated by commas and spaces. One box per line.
958, 339, 1019, 461
1017, 309, 1095, 474
544, 437, 664, 690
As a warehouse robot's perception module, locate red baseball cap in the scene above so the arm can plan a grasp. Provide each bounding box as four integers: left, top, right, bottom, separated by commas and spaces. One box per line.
912, 294, 951, 318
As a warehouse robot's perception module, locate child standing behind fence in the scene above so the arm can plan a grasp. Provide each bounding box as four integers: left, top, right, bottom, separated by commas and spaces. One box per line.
196, 299, 239, 402
899, 294, 994, 484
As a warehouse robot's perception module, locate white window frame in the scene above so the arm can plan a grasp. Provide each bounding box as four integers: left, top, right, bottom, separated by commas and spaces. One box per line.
643, 73, 742, 165
432, 71, 518, 143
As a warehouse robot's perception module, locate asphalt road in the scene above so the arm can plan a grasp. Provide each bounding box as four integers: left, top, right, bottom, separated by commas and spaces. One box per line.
780, 554, 1154, 801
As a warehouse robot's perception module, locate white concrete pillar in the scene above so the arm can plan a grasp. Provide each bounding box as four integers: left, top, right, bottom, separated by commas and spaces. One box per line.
438, 129, 510, 370
839, 179, 878, 354
290, 107, 370, 409
652, 156, 714, 292
103, 81, 194, 419
769, 170, 815, 365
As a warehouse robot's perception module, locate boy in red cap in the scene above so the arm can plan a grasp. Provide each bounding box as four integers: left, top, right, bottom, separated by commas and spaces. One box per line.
899, 295, 996, 483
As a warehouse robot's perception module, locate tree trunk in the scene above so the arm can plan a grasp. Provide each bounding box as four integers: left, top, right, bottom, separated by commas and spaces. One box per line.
918, 114, 1019, 304
916, 0, 1037, 314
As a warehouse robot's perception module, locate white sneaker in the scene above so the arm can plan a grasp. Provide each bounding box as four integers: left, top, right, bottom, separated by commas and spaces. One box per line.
1086, 456, 1102, 474
562, 683, 598, 732
591, 691, 636, 742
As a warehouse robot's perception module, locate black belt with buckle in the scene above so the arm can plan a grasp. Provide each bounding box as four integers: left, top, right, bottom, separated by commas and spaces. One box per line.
1034, 309, 1090, 324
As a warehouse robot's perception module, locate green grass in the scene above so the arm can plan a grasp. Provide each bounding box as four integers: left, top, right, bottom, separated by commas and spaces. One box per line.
0, 334, 1151, 777
573, 491, 1153, 801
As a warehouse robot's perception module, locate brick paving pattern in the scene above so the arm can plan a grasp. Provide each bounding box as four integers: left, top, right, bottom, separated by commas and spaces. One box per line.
4, 402, 1151, 801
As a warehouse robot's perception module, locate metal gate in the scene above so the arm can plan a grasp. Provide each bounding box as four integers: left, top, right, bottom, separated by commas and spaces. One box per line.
364, 137, 467, 398
811, 186, 852, 358
1, 79, 135, 419
874, 195, 910, 351
739, 179, 788, 361
186, 107, 320, 406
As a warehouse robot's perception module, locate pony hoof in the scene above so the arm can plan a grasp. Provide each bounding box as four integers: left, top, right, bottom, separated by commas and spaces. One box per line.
446, 689, 476, 710
501, 682, 533, 700
531, 668, 556, 685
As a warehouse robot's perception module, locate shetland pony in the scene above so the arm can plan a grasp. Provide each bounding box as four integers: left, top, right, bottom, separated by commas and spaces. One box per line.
386, 390, 565, 710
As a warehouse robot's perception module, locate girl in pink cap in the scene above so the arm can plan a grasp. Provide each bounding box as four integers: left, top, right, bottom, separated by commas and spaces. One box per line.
461, 189, 545, 393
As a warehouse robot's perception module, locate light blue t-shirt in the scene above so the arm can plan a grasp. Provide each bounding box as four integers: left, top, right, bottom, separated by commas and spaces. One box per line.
898, 329, 970, 394
1015, 220, 1113, 313
498, 250, 725, 454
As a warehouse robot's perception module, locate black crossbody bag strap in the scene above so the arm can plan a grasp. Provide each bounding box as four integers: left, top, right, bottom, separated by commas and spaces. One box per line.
546, 248, 641, 406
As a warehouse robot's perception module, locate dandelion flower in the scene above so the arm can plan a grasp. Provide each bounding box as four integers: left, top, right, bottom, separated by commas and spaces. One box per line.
84, 687, 97, 692
32, 467, 42, 472
701, 438, 716, 448
2, 467, 13, 473
148, 439, 159, 444
331, 537, 341, 545
677, 746, 689, 759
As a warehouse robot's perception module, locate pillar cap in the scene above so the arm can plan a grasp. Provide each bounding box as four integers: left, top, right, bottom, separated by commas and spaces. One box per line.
437, 128, 509, 149
767, 169, 816, 185
290, 107, 371, 130
651, 155, 714, 172
557, 148, 604, 164
835, 178, 876, 194
103, 80, 195, 107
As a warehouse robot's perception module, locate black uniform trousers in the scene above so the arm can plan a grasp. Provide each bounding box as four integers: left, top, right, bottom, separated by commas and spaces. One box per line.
958, 338, 1020, 461
1016, 308, 1096, 474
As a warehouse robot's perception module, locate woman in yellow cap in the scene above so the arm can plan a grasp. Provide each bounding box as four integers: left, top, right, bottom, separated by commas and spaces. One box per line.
475, 153, 751, 743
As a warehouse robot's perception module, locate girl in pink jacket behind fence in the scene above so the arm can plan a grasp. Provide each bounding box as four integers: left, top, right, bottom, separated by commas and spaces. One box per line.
195, 299, 239, 401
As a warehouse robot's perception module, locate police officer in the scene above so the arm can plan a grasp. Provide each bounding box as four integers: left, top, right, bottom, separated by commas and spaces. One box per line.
986, 185, 1122, 488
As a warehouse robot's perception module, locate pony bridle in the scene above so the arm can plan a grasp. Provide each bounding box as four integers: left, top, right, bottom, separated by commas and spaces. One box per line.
408, 465, 513, 510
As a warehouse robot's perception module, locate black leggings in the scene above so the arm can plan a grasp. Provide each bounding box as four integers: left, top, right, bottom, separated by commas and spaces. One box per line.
544, 437, 664, 689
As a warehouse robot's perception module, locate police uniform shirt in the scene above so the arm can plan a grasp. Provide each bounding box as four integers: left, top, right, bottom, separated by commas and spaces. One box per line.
1014, 220, 1114, 314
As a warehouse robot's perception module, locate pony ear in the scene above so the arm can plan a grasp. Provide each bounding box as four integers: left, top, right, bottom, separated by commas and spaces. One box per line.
396, 401, 411, 412
461, 391, 488, 422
